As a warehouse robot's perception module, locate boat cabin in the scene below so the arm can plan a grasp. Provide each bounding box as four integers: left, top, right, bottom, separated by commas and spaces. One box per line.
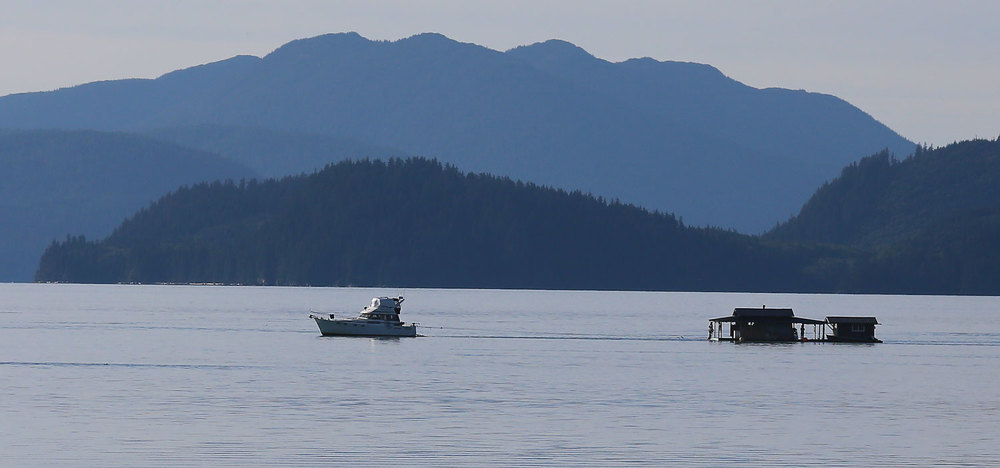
825, 316, 882, 343
359, 296, 404, 322
709, 306, 825, 342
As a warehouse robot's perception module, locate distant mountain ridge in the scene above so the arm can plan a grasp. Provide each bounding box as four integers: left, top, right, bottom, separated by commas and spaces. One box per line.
0, 129, 255, 281
508, 39, 876, 166
0, 32, 914, 232
143, 125, 411, 178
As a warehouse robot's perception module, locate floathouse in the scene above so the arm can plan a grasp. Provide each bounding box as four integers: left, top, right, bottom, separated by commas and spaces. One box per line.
708, 306, 881, 343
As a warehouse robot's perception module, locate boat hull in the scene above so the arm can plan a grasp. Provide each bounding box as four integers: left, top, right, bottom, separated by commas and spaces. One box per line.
311, 316, 417, 337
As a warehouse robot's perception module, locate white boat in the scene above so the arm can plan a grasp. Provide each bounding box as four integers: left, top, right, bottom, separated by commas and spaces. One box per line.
309, 296, 418, 337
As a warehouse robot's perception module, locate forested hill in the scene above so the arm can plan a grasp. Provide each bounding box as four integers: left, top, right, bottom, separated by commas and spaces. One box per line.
0, 129, 255, 281
0, 32, 913, 232
768, 139, 1000, 247
35, 158, 846, 292
767, 138, 1000, 294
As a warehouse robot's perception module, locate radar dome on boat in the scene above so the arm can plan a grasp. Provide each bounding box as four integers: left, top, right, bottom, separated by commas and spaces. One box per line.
367, 296, 404, 313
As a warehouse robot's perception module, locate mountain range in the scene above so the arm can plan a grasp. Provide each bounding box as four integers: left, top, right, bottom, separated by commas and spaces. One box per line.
0, 129, 255, 280
0, 32, 913, 234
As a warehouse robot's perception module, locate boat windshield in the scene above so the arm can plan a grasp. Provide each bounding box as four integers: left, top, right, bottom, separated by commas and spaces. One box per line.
361, 313, 401, 322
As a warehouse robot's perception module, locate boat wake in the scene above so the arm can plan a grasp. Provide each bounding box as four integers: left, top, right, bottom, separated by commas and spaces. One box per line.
420, 325, 694, 341
0, 361, 258, 369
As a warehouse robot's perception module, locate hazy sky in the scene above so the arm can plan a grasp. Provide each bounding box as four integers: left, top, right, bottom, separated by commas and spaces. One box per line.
1, 0, 997, 146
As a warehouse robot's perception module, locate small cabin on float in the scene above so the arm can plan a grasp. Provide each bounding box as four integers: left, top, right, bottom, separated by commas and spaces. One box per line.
825, 316, 882, 343
708, 307, 884, 343
708, 306, 825, 342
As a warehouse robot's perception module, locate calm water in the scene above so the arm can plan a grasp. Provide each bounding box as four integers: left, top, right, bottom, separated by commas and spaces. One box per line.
1, 283, 998, 466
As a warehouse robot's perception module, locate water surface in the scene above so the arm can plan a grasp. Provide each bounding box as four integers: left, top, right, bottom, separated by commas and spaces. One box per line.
1, 284, 998, 466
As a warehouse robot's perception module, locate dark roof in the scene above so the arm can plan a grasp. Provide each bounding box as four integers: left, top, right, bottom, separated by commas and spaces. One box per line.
826, 316, 880, 324
709, 307, 824, 324
733, 307, 793, 318
792, 317, 827, 325
709, 316, 737, 322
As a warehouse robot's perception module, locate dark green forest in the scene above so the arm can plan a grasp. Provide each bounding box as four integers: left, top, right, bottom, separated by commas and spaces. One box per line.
36, 158, 850, 292
768, 138, 1000, 294
37, 139, 1000, 294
